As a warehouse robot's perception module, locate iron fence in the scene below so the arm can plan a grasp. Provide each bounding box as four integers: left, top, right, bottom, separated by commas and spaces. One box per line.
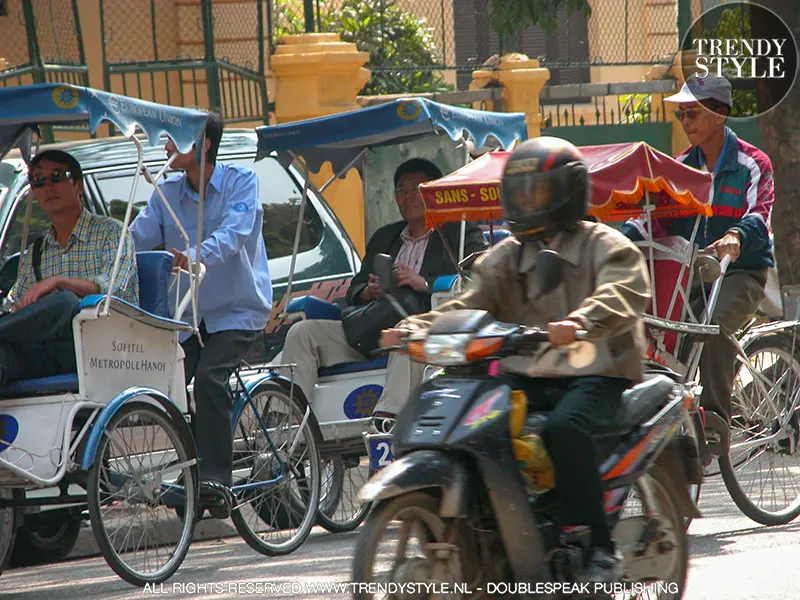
100, 0, 269, 125
0, 0, 89, 142
0, 0, 88, 88
269, 0, 684, 92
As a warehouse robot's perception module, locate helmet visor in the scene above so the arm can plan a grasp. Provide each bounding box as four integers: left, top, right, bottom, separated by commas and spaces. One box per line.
501, 170, 561, 219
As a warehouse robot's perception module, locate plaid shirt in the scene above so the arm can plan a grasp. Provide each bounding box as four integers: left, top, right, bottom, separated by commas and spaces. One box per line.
5, 209, 139, 309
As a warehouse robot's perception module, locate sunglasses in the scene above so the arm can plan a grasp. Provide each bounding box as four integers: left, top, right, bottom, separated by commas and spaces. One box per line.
674, 108, 702, 121
29, 170, 74, 188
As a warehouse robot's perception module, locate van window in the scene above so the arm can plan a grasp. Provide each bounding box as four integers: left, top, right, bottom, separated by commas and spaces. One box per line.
237, 157, 325, 259
93, 159, 324, 260
0, 190, 53, 264
93, 170, 157, 223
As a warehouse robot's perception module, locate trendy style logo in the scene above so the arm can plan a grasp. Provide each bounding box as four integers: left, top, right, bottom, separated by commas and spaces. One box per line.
680, 2, 798, 119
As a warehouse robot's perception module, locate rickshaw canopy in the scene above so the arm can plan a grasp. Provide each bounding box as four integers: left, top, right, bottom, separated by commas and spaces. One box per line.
0, 83, 210, 161
419, 141, 714, 227
254, 98, 528, 175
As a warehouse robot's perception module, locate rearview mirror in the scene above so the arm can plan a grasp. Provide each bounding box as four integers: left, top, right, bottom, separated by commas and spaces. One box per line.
536, 249, 564, 295
374, 253, 397, 294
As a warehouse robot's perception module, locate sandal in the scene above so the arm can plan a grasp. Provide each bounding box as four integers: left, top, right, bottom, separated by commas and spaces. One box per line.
199, 480, 233, 520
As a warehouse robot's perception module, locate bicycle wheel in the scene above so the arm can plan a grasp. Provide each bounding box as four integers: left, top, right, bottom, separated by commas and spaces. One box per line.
720, 333, 800, 525
317, 454, 371, 533
87, 401, 198, 586
230, 380, 322, 556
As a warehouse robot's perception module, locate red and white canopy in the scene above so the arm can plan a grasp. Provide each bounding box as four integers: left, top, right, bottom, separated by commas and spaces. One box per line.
419, 141, 714, 227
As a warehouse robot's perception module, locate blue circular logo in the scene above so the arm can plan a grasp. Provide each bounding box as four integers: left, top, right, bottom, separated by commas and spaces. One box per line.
343, 384, 383, 419
0, 414, 19, 454
233, 201, 249, 213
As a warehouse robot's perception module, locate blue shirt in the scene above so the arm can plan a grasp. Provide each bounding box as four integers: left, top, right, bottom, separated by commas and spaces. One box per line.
130, 163, 273, 334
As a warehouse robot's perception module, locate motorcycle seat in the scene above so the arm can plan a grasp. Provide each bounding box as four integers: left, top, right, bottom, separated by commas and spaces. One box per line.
522, 374, 676, 438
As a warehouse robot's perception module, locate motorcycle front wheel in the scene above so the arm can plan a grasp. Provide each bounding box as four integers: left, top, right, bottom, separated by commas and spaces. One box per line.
352, 492, 468, 600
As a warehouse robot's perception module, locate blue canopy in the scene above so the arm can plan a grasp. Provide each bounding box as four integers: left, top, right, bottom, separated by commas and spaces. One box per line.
0, 83, 209, 161
255, 98, 528, 174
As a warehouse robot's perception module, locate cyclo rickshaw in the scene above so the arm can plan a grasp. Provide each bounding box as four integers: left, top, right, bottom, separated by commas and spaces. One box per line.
418, 141, 800, 528
252, 98, 528, 531
0, 83, 323, 586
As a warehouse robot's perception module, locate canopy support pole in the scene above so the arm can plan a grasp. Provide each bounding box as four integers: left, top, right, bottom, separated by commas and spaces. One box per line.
281, 150, 311, 318
459, 215, 466, 263
644, 195, 657, 318
103, 136, 146, 317
435, 223, 466, 281
191, 138, 207, 345
319, 148, 367, 194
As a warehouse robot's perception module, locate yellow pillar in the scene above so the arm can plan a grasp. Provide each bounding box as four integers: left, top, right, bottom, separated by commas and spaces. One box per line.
470, 54, 550, 139
271, 33, 371, 254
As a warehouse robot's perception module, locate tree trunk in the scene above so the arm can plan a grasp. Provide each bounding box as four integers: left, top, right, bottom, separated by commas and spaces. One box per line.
751, 1, 800, 285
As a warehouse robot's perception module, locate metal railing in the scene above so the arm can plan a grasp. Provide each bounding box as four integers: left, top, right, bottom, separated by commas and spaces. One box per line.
100, 0, 270, 125
0, 0, 90, 141
270, 0, 687, 92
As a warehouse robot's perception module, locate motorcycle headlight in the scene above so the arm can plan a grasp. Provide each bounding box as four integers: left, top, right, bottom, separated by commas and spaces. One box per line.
422, 333, 471, 366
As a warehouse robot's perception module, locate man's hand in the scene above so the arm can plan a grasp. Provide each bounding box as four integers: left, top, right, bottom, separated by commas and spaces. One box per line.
705, 231, 741, 263
169, 248, 189, 271
394, 264, 428, 293
361, 273, 384, 303
380, 328, 408, 348
547, 320, 582, 347
16, 277, 60, 311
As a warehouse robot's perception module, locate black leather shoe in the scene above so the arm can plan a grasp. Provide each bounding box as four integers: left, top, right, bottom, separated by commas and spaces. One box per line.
199, 480, 233, 520
582, 547, 623, 584
703, 410, 730, 457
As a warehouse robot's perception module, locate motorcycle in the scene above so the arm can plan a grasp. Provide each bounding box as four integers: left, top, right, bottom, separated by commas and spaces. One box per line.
351, 252, 702, 599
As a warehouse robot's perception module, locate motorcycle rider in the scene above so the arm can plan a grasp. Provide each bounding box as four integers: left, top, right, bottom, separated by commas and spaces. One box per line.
381, 137, 652, 582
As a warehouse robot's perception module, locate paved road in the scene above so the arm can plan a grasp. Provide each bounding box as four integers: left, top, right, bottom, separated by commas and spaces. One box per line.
3, 473, 800, 599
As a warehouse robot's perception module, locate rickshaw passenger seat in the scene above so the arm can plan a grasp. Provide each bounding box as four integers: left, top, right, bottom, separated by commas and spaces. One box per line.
0, 252, 177, 400
286, 296, 343, 321
136, 251, 174, 318
483, 229, 513, 245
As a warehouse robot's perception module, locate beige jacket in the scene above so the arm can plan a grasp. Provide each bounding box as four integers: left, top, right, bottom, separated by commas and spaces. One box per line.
402, 221, 652, 383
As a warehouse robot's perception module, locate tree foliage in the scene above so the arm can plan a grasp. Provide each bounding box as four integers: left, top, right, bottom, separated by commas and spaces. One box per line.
273, 0, 453, 95
489, 0, 592, 51
751, 0, 800, 285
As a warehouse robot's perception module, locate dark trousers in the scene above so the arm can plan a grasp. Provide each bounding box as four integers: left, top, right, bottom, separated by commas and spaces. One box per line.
508, 374, 631, 551
690, 271, 766, 424
0, 291, 79, 386
182, 320, 259, 486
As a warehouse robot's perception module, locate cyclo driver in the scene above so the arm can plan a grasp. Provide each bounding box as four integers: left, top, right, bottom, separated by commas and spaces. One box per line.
381, 137, 652, 583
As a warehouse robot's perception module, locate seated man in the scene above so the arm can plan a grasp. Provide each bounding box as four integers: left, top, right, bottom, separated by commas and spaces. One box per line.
620, 74, 774, 456
282, 158, 488, 431
383, 138, 651, 582
0, 150, 139, 386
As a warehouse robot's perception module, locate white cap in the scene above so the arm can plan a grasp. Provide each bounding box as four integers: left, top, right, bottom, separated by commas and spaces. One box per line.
664, 73, 733, 107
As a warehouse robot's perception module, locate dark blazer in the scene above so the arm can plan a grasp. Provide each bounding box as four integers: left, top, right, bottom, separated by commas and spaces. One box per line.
346, 221, 489, 307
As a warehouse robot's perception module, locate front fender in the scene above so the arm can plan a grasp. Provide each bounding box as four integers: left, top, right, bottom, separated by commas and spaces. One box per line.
80, 386, 196, 471
359, 450, 469, 518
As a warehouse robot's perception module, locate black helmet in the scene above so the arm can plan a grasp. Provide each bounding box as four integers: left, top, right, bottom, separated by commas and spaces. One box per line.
500, 137, 589, 242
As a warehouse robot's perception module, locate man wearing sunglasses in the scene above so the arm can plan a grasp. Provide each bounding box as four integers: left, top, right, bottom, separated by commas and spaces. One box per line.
621, 73, 775, 457
0, 150, 139, 388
